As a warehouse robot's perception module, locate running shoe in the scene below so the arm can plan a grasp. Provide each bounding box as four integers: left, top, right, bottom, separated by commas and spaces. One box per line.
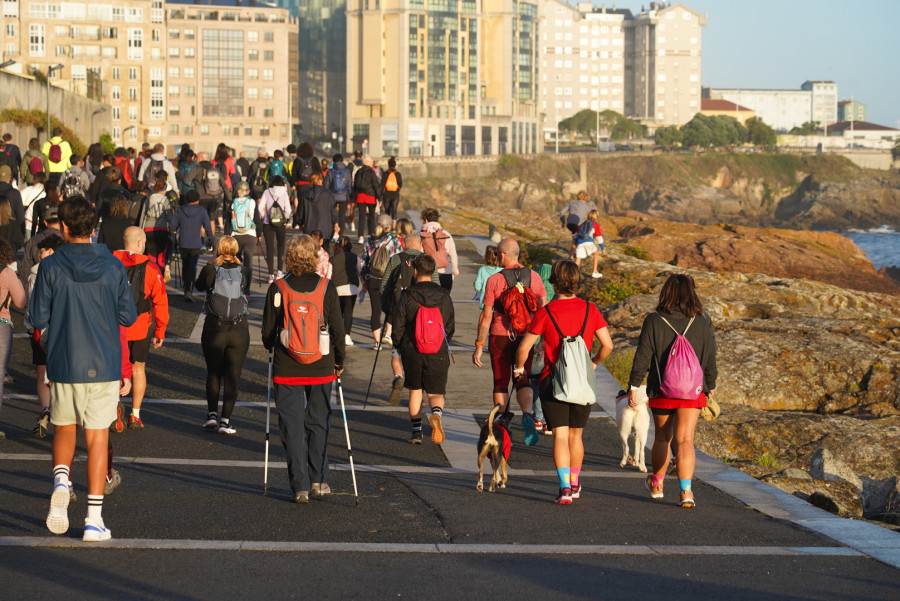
533, 419, 545, 434
104, 469, 122, 495
114, 402, 126, 433
357, 237, 364, 244
645, 475, 664, 499
184, 291, 195, 303
381, 334, 393, 349
571, 483, 582, 500
204, 412, 218, 430
409, 431, 423, 445
127, 414, 143, 430
293, 491, 309, 504
554, 487, 573, 505
310, 483, 332, 498
82, 518, 112, 542
522, 413, 539, 447
46, 482, 70, 534
680, 490, 696, 508
33, 408, 51, 438
591, 272, 602, 279
430, 412, 445, 444
388, 375, 404, 406
345, 334, 355, 346
218, 421, 236, 435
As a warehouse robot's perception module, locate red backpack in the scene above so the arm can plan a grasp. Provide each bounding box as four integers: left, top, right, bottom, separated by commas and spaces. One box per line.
277, 277, 328, 364
48, 143, 62, 163
495, 268, 540, 335
421, 229, 450, 269
414, 304, 445, 354
29, 156, 44, 175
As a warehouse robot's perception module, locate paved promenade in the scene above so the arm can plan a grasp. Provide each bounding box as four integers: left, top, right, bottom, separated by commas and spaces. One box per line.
0, 223, 898, 600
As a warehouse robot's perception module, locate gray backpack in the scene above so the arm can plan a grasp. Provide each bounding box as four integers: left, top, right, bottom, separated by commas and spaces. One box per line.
547, 302, 596, 405
206, 266, 247, 321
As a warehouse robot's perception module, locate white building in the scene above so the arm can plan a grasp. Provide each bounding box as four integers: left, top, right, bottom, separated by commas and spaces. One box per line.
705, 81, 838, 132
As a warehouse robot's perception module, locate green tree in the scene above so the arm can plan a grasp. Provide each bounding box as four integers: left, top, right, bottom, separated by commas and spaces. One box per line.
99, 132, 116, 155
559, 109, 601, 144
745, 117, 777, 149
789, 121, 821, 135
654, 125, 682, 148
680, 114, 714, 148
559, 109, 643, 143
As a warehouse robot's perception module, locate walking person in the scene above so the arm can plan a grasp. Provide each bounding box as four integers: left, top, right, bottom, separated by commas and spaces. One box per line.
361, 214, 402, 348
195, 236, 251, 434
392, 254, 454, 444
169, 190, 214, 301
261, 235, 346, 503
514, 260, 613, 504
473, 245, 502, 309
299, 173, 336, 238
329, 236, 359, 346
41, 127, 73, 185
0, 195, 24, 252
184, 152, 225, 234
113, 227, 169, 430
27, 234, 63, 438
380, 157, 402, 230
419, 208, 459, 292
20, 171, 47, 239
20, 138, 49, 186
628, 273, 717, 508
229, 182, 259, 296
30, 197, 137, 542
352, 155, 381, 244
97, 196, 133, 252
258, 175, 292, 283
0, 239, 27, 438
138, 176, 173, 280
323, 153, 353, 234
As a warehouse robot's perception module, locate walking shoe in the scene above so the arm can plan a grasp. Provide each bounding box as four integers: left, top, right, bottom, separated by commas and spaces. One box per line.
204, 412, 219, 430
68, 482, 77, 504
357, 237, 364, 244
267, 274, 275, 285
381, 334, 393, 349
82, 518, 112, 542
4, 373, 12, 384
184, 291, 195, 303
388, 375, 405, 406
293, 491, 309, 504
33, 408, 51, 438
680, 490, 696, 508
104, 469, 122, 495
114, 402, 126, 433
571, 483, 582, 500
218, 421, 236, 435
409, 431, 423, 444
554, 487, 573, 505
591, 272, 602, 279
430, 413, 445, 444
533, 419, 545, 434
645, 475, 664, 499
345, 334, 354, 346
310, 483, 332, 498
127, 414, 143, 430
46, 483, 70, 534
164, 266, 171, 283
522, 413, 539, 447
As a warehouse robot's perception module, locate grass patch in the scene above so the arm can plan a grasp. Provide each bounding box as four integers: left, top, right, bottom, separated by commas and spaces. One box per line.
754, 452, 781, 468
603, 347, 637, 389
524, 244, 559, 267
622, 245, 650, 261
586, 272, 643, 307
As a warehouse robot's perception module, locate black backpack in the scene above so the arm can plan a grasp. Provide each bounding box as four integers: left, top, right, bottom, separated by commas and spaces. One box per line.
295, 156, 314, 182
126, 261, 151, 314
142, 159, 164, 185
385, 251, 417, 315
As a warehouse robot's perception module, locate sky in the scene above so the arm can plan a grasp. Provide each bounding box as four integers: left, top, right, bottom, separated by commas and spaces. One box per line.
615, 0, 899, 127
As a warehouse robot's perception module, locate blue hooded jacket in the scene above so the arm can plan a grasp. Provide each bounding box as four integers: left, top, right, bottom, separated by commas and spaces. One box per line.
29, 243, 137, 383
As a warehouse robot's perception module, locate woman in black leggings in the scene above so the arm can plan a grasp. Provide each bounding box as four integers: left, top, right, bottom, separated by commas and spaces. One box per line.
329, 236, 359, 345
195, 236, 251, 434
259, 175, 291, 282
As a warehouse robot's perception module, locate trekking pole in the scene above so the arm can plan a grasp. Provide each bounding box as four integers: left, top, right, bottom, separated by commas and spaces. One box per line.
263, 349, 274, 495
362, 314, 389, 409
256, 238, 265, 286
336, 377, 360, 506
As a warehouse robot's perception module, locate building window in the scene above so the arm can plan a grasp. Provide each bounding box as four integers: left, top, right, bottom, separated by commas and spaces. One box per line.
169, 28, 180, 39
112, 126, 121, 139
263, 107, 273, 118
55, 45, 66, 57
222, 125, 230, 136
29, 24, 45, 57
200, 125, 209, 135
127, 28, 143, 60
112, 67, 120, 80
247, 87, 258, 99
248, 107, 255, 117
184, 47, 194, 58
151, 0, 164, 24
184, 124, 193, 135
264, 50, 273, 61
169, 47, 179, 57
168, 67, 179, 78
264, 32, 274, 42
150, 68, 164, 120
248, 31, 259, 42
185, 86, 195, 97
129, 67, 137, 81
129, 106, 137, 121
127, 87, 137, 101
184, 29, 195, 39
245, 126, 252, 136
260, 126, 269, 137
112, 106, 120, 120
184, 67, 194, 78
248, 69, 258, 80
168, 85, 179, 96
152, 29, 160, 42
111, 87, 120, 101
169, 124, 179, 135
262, 88, 273, 99
263, 69, 273, 80
248, 49, 258, 61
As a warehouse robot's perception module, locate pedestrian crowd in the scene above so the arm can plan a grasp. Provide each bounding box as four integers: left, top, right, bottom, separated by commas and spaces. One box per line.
0, 131, 716, 540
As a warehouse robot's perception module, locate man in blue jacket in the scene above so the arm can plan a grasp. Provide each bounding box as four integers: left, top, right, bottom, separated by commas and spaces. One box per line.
29, 197, 137, 542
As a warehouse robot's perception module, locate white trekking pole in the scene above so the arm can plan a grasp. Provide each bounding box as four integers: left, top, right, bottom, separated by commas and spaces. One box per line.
336, 377, 359, 505
263, 348, 274, 495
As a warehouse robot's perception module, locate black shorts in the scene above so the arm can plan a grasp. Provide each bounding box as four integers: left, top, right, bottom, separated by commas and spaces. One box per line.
538, 376, 592, 429
128, 335, 153, 364
31, 337, 46, 366
401, 350, 450, 395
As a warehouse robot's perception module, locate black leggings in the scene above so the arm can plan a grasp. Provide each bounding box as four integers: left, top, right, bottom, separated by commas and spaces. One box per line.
368, 277, 383, 332
234, 234, 256, 292
357, 203, 377, 239
263, 224, 286, 274
181, 248, 203, 293
339, 294, 356, 337
201, 316, 250, 420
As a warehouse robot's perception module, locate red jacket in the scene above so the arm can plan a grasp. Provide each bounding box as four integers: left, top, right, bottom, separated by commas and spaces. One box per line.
113, 250, 169, 341
114, 156, 135, 190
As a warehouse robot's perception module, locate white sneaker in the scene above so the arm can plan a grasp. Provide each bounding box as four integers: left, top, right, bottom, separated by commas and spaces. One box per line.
381, 334, 393, 349
267, 274, 275, 284
82, 518, 112, 542
218, 421, 236, 435
345, 335, 354, 346
46, 482, 70, 535
357, 237, 364, 244
592, 272, 602, 279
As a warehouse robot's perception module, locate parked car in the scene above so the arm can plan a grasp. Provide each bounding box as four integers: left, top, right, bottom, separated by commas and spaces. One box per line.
616, 144, 634, 152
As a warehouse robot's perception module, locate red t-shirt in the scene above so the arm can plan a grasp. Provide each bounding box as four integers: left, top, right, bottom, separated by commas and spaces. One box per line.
482, 264, 547, 336
528, 297, 608, 380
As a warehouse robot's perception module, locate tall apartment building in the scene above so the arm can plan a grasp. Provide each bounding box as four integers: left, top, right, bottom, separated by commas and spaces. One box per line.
1, 0, 296, 152
297, 0, 347, 144
346, 0, 541, 158
705, 80, 838, 132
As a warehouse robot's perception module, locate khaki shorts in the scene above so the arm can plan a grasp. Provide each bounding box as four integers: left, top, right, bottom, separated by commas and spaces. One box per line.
575, 241, 598, 259
50, 381, 119, 429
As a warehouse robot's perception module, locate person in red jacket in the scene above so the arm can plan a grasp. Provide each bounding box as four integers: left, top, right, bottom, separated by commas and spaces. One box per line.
113, 226, 169, 430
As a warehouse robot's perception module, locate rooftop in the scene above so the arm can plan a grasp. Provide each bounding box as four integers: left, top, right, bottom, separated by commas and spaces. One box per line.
826, 120, 899, 133
701, 99, 753, 112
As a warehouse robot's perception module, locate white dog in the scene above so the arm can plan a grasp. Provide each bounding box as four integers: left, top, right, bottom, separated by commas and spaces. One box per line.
615, 386, 650, 473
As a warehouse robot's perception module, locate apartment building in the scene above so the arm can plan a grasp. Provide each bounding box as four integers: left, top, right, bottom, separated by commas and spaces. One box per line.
837, 99, 866, 123
705, 80, 838, 132
346, 0, 541, 157
1, 0, 296, 152
166, 0, 298, 154
297, 0, 347, 145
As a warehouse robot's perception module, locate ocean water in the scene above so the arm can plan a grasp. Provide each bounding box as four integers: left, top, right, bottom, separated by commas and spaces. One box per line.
843, 227, 900, 269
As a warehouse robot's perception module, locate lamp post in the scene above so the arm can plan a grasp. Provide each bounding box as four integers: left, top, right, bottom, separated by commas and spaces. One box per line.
0, 60, 16, 70
338, 98, 343, 154
46, 64, 64, 141
123, 125, 136, 142
90, 107, 107, 145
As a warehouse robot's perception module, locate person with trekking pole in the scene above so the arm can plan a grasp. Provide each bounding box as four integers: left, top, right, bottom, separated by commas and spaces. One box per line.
261, 235, 346, 504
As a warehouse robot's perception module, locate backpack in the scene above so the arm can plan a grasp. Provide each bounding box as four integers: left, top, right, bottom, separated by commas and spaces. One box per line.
206, 266, 248, 322
60, 169, 85, 200
29, 155, 44, 176
125, 261, 151, 314
575, 220, 594, 243
421, 229, 450, 269
546, 302, 597, 405
142, 159, 164, 185
231, 196, 255, 234
127, 195, 143, 223
140, 193, 170, 229
368, 238, 392, 278
654, 314, 704, 400
267, 195, 286, 226
203, 166, 223, 197
495, 268, 540, 335
384, 171, 399, 192
330, 167, 349, 195
177, 160, 195, 193
386, 251, 416, 314
267, 160, 285, 180
414, 304, 445, 354
251, 161, 268, 190
295, 156, 314, 182
48, 142, 62, 164
276, 276, 329, 364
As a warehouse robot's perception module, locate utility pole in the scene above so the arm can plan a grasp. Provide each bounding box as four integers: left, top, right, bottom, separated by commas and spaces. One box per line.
555, 102, 559, 154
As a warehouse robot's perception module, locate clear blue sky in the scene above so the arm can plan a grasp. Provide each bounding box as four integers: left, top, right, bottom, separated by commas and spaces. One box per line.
612, 0, 900, 127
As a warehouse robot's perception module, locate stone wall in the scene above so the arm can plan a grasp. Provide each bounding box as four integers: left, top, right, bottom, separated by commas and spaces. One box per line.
0, 71, 111, 148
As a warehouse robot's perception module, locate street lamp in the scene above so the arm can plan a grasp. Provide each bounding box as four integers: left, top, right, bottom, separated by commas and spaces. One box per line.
123, 125, 136, 142
90, 107, 107, 145
46, 64, 64, 141
338, 98, 343, 154
0, 60, 16, 70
